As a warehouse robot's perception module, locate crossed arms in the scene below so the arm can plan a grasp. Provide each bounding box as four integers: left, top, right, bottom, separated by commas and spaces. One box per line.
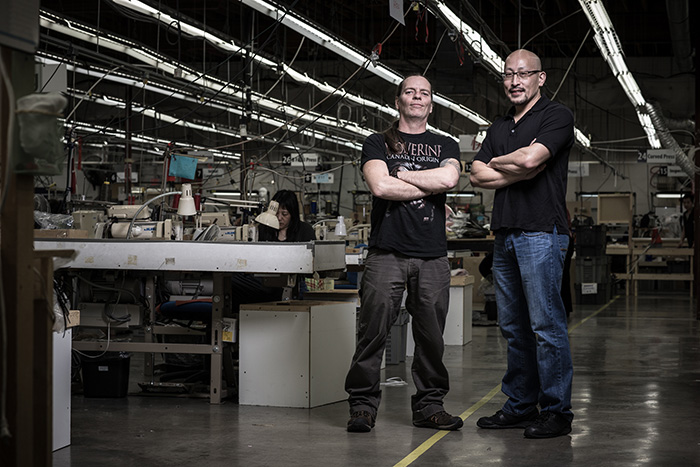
469, 141, 551, 189
363, 158, 461, 201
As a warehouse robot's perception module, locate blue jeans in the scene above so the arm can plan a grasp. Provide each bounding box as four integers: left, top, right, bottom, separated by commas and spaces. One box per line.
345, 249, 451, 420
492, 228, 573, 420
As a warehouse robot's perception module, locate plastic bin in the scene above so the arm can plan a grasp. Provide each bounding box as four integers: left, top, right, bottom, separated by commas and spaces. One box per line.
576, 256, 611, 284
575, 225, 607, 256
575, 282, 611, 305
81, 352, 131, 398
667, 260, 690, 274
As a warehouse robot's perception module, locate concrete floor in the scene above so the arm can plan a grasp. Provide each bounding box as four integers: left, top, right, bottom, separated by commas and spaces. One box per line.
53, 290, 700, 467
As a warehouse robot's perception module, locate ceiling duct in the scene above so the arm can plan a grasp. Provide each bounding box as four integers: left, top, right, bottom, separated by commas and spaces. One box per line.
645, 102, 697, 178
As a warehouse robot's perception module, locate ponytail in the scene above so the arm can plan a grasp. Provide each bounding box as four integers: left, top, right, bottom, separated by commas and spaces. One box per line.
382, 120, 404, 155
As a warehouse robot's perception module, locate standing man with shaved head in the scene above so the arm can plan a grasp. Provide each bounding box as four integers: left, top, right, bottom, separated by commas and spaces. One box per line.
345, 75, 463, 433
470, 49, 575, 439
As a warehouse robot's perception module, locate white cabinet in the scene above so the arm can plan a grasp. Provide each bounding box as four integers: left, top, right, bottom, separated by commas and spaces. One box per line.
444, 275, 474, 346
53, 329, 71, 451
406, 275, 474, 356
239, 301, 355, 408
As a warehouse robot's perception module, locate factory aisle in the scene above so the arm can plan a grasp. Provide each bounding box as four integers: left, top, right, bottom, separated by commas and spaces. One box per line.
53, 291, 700, 467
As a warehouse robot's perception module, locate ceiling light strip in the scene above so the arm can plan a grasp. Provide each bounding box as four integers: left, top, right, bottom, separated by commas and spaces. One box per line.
39, 55, 363, 154
40, 12, 371, 144
432, 2, 504, 75
106, 0, 455, 139
109, 0, 398, 118
241, 0, 490, 127
579, 0, 660, 148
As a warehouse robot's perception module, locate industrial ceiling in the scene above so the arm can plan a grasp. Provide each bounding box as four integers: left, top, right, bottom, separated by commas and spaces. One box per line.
35, 0, 696, 194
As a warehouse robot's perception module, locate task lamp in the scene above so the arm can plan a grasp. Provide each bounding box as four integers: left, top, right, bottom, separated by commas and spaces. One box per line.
178, 183, 197, 215
254, 200, 280, 229
334, 215, 347, 237
126, 183, 197, 239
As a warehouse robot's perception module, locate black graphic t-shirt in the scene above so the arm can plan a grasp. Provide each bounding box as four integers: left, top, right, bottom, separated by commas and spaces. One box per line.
361, 130, 460, 257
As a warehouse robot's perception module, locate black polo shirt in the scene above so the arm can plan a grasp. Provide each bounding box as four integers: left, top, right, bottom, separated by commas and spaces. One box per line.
474, 95, 574, 234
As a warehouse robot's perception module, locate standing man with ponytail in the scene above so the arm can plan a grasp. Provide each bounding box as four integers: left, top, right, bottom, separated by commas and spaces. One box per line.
345, 75, 463, 433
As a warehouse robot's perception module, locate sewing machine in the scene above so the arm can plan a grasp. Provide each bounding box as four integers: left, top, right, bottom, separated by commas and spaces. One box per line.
35, 238, 346, 403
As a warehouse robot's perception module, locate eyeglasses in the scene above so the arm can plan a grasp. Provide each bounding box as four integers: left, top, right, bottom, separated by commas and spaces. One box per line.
501, 70, 542, 81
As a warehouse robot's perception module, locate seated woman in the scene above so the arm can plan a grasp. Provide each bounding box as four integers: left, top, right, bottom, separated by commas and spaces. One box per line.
233, 190, 315, 308
258, 190, 316, 242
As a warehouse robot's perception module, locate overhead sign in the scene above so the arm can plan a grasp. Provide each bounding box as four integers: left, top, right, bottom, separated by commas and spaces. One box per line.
641, 149, 676, 164
667, 166, 687, 178
311, 173, 334, 184
568, 162, 590, 177
389, 0, 405, 25
283, 153, 319, 167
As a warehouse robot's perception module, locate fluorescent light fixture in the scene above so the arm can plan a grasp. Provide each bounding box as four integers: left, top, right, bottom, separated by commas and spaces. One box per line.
422, 2, 594, 147
575, 128, 591, 148
39, 13, 370, 147
432, 2, 504, 75
108, 0, 399, 118
578, 0, 660, 148
578, 192, 599, 199
447, 192, 477, 198
655, 192, 683, 199
209, 191, 243, 198
241, 0, 490, 127
38, 52, 363, 153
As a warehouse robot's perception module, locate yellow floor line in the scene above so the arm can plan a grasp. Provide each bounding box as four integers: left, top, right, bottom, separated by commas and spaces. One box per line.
393, 385, 502, 467
393, 296, 617, 467
568, 295, 618, 334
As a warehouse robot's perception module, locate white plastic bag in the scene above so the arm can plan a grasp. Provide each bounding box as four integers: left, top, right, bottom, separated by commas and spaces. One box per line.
15, 93, 68, 175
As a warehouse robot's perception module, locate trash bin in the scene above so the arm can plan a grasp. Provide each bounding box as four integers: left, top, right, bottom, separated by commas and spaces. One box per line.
81, 352, 131, 398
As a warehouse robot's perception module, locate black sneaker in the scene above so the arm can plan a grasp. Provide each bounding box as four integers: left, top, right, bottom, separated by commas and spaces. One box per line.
476, 409, 539, 429
413, 410, 464, 431
524, 412, 572, 439
347, 411, 375, 433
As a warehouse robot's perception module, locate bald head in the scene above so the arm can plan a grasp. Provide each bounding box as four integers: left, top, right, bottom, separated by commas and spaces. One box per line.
506, 49, 542, 71
503, 49, 545, 112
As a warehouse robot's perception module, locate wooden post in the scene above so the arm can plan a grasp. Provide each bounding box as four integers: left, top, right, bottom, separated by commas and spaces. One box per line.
0, 48, 52, 466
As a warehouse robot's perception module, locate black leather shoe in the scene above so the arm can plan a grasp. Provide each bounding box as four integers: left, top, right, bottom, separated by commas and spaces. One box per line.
347, 410, 375, 433
524, 412, 572, 439
413, 410, 464, 431
476, 409, 539, 429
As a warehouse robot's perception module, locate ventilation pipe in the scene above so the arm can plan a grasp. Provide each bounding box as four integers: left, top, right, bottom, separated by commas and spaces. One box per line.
645, 102, 697, 178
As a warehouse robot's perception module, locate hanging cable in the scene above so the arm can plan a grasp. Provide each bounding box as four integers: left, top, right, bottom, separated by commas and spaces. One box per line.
423, 29, 448, 75
263, 37, 305, 97
551, 28, 590, 101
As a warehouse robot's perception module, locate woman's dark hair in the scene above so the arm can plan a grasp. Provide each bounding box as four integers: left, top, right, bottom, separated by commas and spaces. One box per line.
258, 189, 302, 241
383, 74, 432, 154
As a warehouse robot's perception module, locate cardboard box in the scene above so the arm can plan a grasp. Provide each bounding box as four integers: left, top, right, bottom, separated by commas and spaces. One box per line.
34, 229, 89, 239
461, 255, 487, 309
67, 310, 80, 328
